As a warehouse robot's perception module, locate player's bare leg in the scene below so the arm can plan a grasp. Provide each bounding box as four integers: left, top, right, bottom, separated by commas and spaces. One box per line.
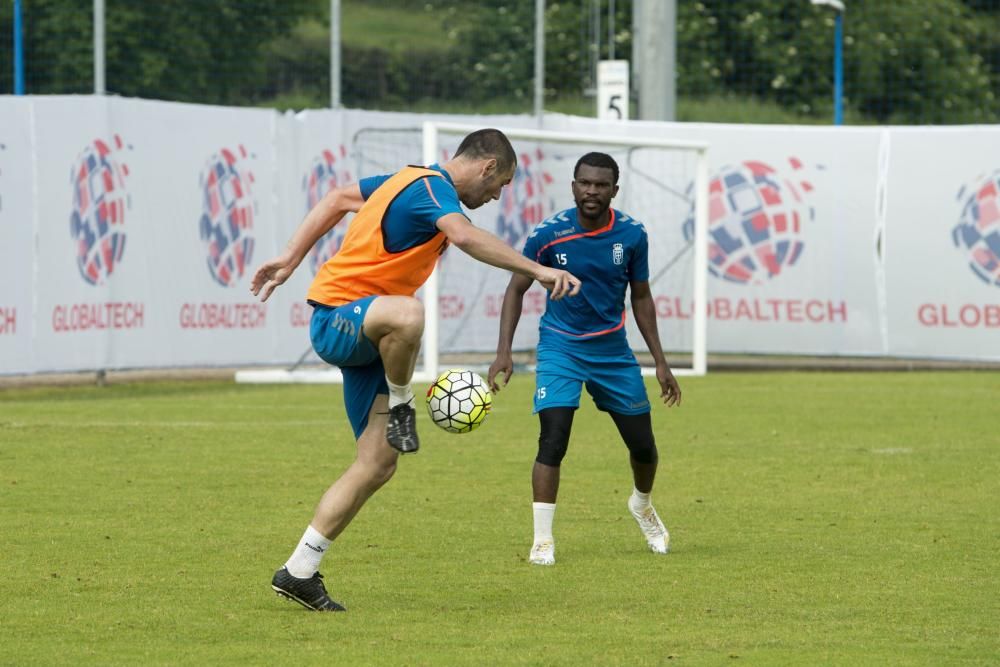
532, 461, 560, 503
612, 412, 669, 555
529, 408, 573, 565
627, 456, 668, 553
362, 296, 424, 453
310, 396, 398, 538
630, 457, 656, 494
272, 398, 397, 611
364, 296, 423, 385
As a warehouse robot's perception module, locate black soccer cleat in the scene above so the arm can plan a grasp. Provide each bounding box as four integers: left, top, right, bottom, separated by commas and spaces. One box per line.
386, 401, 420, 454
271, 567, 346, 612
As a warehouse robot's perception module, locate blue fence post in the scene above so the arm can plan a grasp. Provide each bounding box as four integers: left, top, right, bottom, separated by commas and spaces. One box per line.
13, 0, 24, 94
834, 11, 843, 125
811, 0, 845, 124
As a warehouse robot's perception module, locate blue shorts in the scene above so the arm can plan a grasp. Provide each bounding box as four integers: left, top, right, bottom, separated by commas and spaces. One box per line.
534, 340, 650, 415
310, 296, 387, 439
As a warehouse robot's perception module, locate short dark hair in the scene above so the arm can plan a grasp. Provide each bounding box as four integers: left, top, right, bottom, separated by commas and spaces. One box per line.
574, 152, 620, 184
454, 129, 517, 174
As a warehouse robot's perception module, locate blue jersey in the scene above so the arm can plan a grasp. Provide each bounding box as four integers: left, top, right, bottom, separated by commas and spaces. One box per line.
522, 207, 649, 351
359, 163, 464, 253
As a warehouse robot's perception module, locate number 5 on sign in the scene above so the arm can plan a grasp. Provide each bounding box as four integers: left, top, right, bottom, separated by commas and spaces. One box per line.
597, 60, 630, 121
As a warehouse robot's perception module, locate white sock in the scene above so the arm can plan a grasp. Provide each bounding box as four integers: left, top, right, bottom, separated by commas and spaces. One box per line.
284, 525, 332, 579
630, 488, 652, 511
386, 378, 414, 409
532, 502, 556, 543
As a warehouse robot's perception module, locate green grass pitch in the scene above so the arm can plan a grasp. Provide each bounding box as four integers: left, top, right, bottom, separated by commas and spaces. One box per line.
1, 371, 998, 665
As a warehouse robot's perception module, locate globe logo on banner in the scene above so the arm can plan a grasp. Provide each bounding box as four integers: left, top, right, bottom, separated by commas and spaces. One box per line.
496, 148, 554, 250
198, 146, 256, 288
304, 147, 352, 275
683, 158, 815, 285
69, 136, 132, 286
952, 169, 1000, 287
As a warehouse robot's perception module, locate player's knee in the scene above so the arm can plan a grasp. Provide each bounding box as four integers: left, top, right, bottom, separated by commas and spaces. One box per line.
395, 297, 425, 333
364, 456, 397, 490
375, 460, 397, 487
536, 434, 569, 467
612, 411, 658, 464
536, 408, 573, 466
625, 434, 658, 464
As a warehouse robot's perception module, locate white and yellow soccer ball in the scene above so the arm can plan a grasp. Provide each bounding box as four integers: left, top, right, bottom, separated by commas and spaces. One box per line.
425, 369, 493, 434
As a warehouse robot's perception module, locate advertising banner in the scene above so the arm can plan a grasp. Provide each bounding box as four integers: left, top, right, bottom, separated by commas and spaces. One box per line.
28, 97, 281, 371
0, 99, 35, 374
1, 95, 997, 374
552, 116, 886, 356
883, 127, 1000, 361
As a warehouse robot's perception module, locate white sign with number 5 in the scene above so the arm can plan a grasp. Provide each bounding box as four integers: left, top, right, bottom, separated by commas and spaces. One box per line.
597, 60, 630, 121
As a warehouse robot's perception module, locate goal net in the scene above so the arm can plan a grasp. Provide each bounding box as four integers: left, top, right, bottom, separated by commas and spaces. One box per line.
236, 121, 708, 384
422, 121, 708, 379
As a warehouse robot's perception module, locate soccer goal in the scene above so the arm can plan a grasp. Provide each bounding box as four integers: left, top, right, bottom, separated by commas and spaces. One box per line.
235, 121, 708, 384
421, 121, 709, 379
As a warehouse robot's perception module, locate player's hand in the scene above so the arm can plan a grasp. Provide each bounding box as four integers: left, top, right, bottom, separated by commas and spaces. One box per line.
537, 268, 581, 301
487, 353, 514, 393
657, 362, 681, 407
251, 253, 295, 302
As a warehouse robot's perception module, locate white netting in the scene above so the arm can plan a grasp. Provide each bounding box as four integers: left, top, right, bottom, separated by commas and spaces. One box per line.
428, 127, 704, 372
248, 123, 708, 382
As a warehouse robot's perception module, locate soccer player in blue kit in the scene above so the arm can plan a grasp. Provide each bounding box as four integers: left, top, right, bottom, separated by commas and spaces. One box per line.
488, 152, 682, 565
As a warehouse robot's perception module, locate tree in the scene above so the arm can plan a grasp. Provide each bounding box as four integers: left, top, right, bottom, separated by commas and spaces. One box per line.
4, 0, 318, 104
674, 0, 998, 123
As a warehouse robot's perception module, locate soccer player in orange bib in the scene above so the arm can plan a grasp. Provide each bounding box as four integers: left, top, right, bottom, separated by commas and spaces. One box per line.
251, 129, 580, 611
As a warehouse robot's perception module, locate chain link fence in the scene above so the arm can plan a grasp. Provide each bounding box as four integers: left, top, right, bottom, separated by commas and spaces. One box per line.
2, 0, 998, 124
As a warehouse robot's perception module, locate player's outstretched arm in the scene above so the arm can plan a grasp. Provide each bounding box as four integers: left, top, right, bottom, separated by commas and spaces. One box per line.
631, 281, 681, 407
436, 213, 581, 300
488, 273, 533, 393
250, 184, 364, 302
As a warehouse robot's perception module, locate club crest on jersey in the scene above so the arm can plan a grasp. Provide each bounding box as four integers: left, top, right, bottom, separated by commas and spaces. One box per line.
612, 243, 624, 265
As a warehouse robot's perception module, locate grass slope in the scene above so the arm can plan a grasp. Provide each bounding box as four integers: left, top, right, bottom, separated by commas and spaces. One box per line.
1, 372, 998, 665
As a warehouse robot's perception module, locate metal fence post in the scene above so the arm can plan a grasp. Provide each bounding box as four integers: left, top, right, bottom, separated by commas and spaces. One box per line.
330, 0, 341, 109
94, 0, 105, 94
534, 0, 545, 121
13, 0, 24, 94
834, 11, 844, 125
811, 0, 846, 125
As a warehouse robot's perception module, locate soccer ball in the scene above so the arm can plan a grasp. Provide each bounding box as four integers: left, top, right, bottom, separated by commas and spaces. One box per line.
425, 369, 493, 434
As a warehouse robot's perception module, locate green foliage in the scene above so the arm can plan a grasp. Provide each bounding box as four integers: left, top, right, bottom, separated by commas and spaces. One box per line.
846, 0, 997, 123
342, 45, 467, 110
113, 0, 319, 105
260, 18, 329, 109
341, 2, 453, 54
677, 0, 999, 123
4, 0, 319, 104
678, 93, 870, 125
2, 0, 998, 123
442, 1, 630, 103
1, 1, 93, 94
1, 372, 999, 663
